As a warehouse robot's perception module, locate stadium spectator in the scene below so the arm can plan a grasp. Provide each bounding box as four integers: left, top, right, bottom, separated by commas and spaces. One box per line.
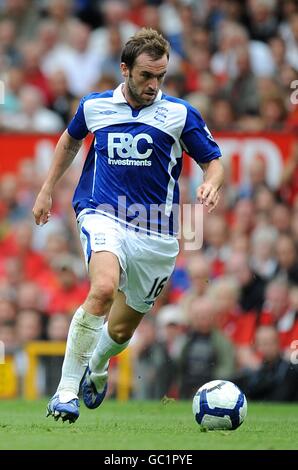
206, 276, 255, 345
238, 156, 268, 200
279, 139, 298, 206
0, 19, 22, 68
16, 281, 46, 313
1, 66, 24, 114
42, 0, 75, 41
284, 12, 298, 71
37, 19, 69, 77
279, 0, 298, 42
3, 221, 47, 281
89, 0, 137, 56
233, 325, 298, 401
291, 205, 298, 244
223, 44, 260, 117
156, 304, 186, 359
250, 226, 278, 281
17, 158, 39, 204
209, 98, 236, 131
0, 321, 17, 352
1, 85, 64, 133
230, 198, 256, 237
15, 309, 43, 345
259, 278, 297, 350
47, 70, 75, 126
259, 94, 288, 130
179, 296, 235, 399
269, 35, 287, 70
178, 253, 211, 318
204, 214, 230, 277
46, 255, 89, 316
99, 26, 124, 84
0, 0, 40, 40
0, 173, 28, 223
57, 20, 103, 97
275, 233, 298, 284
246, 0, 279, 43
227, 252, 266, 314
46, 314, 71, 342
158, 0, 184, 57
20, 41, 52, 105
163, 72, 187, 99
14, 308, 44, 395
274, 204, 290, 237
0, 257, 25, 291
253, 184, 277, 221
132, 317, 174, 400
0, 298, 17, 326
210, 21, 275, 81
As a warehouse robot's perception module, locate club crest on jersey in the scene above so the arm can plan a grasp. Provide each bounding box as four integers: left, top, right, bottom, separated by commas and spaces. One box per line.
107, 133, 152, 166
154, 106, 168, 123
94, 233, 106, 245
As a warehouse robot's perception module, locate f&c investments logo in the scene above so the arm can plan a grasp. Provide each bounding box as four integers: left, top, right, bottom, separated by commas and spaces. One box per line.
107, 133, 153, 166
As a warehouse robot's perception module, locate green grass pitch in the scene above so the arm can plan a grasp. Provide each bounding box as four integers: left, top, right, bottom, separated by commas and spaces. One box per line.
0, 399, 297, 450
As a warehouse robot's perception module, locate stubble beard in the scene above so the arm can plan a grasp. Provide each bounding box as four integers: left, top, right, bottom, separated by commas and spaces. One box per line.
127, 76, 154, 107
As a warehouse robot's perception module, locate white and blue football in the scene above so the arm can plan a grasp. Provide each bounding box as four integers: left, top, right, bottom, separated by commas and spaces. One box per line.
192, 380, 247, 431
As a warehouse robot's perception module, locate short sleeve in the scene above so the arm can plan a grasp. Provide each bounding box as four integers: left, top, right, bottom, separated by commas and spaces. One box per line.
67, 97, 89, 140
181, 105, 222, 164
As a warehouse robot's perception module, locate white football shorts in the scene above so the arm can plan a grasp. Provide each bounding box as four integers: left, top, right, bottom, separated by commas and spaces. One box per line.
77, 211, 179, 313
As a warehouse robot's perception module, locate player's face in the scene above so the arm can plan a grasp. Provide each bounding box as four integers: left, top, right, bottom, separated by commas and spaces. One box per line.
121, 52, 168, 108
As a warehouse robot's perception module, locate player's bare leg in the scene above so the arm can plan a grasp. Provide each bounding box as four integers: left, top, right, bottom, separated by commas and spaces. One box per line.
47, 252, 120, 422
81, 251, 120, 315
107, 290, 144, 343
81, 290, 143, 409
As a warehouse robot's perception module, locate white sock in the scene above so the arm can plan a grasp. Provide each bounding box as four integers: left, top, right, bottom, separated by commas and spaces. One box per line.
89, 322, 130, 391
57, 306, 105, 396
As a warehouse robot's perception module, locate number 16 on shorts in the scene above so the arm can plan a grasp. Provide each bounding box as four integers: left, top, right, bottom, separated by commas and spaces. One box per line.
145, 276, 168, 305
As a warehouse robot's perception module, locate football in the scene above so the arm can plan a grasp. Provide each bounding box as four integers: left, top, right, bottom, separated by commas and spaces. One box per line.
192, 380, 247, 431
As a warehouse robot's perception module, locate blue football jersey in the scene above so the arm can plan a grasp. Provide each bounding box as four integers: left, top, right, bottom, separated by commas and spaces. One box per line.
68, 84, 221, 235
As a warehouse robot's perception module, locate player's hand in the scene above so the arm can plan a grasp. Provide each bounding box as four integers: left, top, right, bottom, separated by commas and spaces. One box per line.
197, 182, 220, 213
32, 191, 52, 225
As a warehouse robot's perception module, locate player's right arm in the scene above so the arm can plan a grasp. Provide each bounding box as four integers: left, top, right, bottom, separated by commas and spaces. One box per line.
32, 130, 82, 225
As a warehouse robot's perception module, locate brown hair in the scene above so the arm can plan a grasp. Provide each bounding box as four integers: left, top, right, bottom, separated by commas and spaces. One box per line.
121, 28, 170, 69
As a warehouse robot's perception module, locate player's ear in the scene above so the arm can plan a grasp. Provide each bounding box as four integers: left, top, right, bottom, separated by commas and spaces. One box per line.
120, 62, 129, 78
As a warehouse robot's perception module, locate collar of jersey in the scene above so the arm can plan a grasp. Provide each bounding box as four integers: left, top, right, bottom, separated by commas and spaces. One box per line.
112, 83, 162, 105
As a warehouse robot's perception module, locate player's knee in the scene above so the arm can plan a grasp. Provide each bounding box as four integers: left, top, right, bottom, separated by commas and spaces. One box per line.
87, 281, 116, 311
109, 325, 133, 344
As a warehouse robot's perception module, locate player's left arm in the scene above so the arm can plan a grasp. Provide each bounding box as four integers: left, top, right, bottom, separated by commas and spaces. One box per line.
180, 104, 224, 213
197, 158, 225, 213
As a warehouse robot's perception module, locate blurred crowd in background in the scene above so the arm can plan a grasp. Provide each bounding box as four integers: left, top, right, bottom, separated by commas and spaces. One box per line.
1, 0, 298, 401
2, 0, 298, 132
